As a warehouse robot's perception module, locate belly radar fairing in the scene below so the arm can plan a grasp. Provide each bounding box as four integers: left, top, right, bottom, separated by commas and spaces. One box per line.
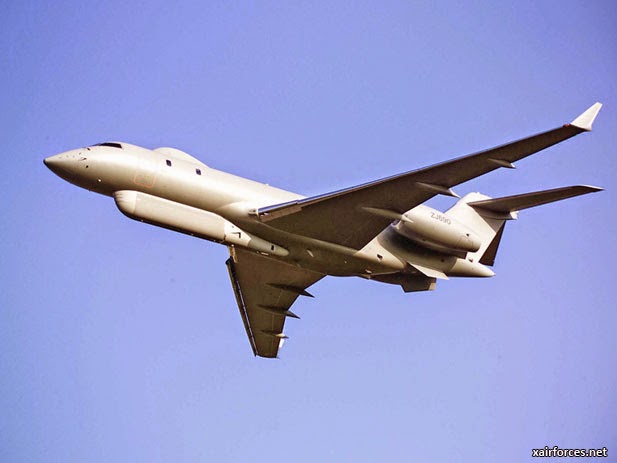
44, 103, 603, 358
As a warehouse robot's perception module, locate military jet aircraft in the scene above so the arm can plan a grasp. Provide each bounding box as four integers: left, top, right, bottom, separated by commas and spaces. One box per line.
45, 103, 602, 358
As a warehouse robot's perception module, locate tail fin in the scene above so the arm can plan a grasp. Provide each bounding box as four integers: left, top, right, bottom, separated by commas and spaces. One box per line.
445, 193, 508, 266
446, 185, 602, 266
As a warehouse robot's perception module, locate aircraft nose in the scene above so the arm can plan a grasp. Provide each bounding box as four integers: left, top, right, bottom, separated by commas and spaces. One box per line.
44, 153, 73, 177
43, 154, 61, 169
43, 150, 89, 181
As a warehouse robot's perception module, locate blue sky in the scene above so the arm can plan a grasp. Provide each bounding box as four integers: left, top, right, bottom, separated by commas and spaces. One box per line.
2, 1, 616, 461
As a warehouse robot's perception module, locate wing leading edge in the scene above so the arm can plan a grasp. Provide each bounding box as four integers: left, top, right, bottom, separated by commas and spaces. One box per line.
226, 247, 324, 358
257, 103, 602, 250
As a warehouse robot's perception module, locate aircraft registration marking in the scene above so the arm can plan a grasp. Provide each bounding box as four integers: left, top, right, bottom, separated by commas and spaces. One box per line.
430, 212, 451, 225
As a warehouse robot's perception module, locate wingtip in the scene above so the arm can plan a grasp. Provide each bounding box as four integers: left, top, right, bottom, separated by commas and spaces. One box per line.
578, 184, 604, 193
571, 102, 603, 131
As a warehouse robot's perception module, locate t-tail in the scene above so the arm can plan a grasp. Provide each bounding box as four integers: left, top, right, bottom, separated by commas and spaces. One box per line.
445, 185, 603, 267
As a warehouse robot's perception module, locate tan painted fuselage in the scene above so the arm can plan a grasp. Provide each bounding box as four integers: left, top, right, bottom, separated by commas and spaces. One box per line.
44, 142, 493, 279
44, 103, 604, 357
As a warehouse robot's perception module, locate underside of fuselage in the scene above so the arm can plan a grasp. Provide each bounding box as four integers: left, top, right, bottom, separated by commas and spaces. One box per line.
43, 102, 603, 357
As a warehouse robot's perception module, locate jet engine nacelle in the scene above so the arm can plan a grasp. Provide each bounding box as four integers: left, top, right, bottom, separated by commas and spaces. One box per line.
394, 204, 481, 254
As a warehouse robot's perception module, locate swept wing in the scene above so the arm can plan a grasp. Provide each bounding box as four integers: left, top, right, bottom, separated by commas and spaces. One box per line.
226, 247, 324, 358
257, 103, 602, 249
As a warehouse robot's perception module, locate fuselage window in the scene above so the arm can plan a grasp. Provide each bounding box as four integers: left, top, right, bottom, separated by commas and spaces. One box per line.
196, 168, 202, 175
166, 159, 172, 167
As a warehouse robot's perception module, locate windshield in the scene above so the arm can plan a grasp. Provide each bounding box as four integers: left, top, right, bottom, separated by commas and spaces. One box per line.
93, 142, 123, 149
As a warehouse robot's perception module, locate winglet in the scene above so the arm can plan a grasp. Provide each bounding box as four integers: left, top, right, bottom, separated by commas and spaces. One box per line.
570, 102, 602, 131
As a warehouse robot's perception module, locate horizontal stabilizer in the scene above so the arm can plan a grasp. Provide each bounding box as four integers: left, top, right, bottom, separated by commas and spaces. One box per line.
468, 185, 602, 213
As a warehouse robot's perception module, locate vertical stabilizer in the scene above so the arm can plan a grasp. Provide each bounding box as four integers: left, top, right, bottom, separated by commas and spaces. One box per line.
445, 193, 514, 266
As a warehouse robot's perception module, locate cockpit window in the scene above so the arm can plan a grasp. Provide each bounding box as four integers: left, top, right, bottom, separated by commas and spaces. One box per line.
93, 142, 123, 149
